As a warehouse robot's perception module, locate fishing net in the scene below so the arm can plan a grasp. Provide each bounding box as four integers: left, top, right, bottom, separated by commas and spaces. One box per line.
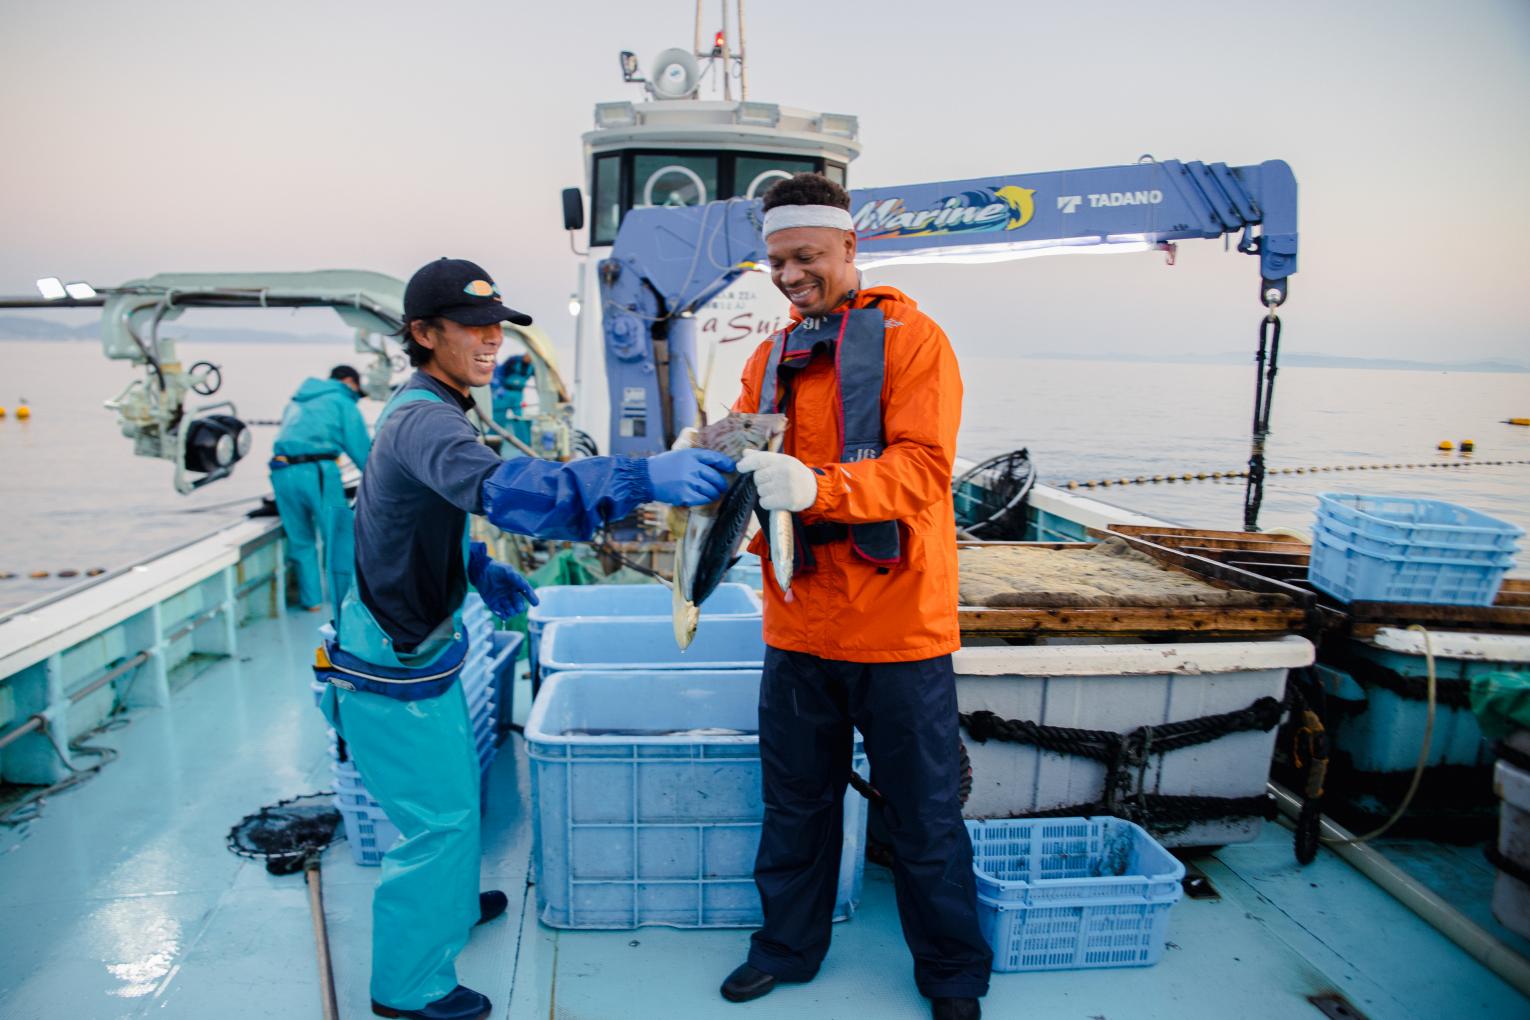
227, 793, 342, 876
953, 448, 1034, 539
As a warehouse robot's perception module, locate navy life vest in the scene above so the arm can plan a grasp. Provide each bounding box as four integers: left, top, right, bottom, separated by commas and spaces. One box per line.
756, 302, 902, 567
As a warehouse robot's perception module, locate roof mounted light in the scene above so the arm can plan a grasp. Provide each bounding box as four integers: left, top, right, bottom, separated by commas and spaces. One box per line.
816, 113, 859, 140
595, 101, 637, 128
35, 277, 66, 300
65, 282, 97, 300
619, 51, 641, 81
737, 102, 780, 128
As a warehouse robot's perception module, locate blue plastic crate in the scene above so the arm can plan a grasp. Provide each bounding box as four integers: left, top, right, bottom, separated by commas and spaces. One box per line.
525, 669, 867, 929
1317, 493, 1522, 553
527, 583, 760, 683
1309, 524, 1515, 606
483, 631, 523, 733
539, 616, 765, 677
334, 754, 494, 867
966, 818, 1184, 972
724, 558, 764, 588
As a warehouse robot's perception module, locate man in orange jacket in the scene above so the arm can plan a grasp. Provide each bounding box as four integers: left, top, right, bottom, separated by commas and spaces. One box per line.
718, 174, 991, 1020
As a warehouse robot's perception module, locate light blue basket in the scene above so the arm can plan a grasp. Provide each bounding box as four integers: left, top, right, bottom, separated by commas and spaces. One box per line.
724, 558, 764, 588
527, 583, 760, 684
967, 817, 1184, 972
525, 669, 867, 929
1309, 501, 1519, 607
481, 631, 523, 733
539, 615, 766, 677
333, 748, 496, 866
1317, 493, 1522, 553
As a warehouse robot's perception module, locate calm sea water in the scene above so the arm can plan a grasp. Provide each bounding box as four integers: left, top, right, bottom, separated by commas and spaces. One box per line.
2, 339, 1527, 612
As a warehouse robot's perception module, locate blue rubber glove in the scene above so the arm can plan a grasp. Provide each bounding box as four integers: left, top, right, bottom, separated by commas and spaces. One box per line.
645, 448, 735, 505
467, 541, 540, 619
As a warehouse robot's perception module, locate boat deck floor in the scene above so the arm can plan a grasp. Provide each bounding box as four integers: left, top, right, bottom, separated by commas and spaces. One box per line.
1, 610, 1525, 1019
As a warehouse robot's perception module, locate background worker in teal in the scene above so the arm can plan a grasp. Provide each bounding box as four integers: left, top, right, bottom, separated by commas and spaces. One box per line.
270, 364, 372, 610
317, 258, 733, 1020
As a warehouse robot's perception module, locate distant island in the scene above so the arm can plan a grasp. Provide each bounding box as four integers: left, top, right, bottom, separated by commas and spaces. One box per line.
0, 314, 352, 346
3, 312, 1525, 374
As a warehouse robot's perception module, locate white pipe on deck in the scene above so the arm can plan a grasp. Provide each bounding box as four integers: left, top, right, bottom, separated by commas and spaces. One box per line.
1269, 782, 1530, 999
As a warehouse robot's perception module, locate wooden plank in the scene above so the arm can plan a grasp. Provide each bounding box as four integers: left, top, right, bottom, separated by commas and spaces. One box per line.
1345, 599, 1530, 633
956, 540, 1090, 550
958, 605, 1304, 636
1107, 524, 1307, 545
1226, 559, 1311, 581
1171, 537, 1311, 553
1105, 532, 1314, 610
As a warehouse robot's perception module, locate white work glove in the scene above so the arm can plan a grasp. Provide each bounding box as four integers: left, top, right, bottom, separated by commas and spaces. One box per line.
671, 426, 699, 451
738, 449, 817, 512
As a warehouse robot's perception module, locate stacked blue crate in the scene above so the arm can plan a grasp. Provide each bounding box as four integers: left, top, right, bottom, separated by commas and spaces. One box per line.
313, 595, 500, 866
1309, 493, 1522, 605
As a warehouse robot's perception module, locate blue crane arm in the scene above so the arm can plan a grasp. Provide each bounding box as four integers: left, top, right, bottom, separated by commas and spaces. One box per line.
850, 159, 1297, 297
598, 158, 1297, 455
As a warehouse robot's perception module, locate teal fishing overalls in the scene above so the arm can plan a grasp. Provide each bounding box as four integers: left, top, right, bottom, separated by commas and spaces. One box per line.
269, 377, 371, 608
316, 386, 481, 1011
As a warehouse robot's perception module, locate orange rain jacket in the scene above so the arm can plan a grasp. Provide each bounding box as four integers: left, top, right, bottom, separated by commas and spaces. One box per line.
732, 285, 963, 663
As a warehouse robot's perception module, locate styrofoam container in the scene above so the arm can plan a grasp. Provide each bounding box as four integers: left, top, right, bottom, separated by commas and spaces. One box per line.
1321, 629, 1530, 773
967, 817, 1184, 971
1492, 736, 1530, 939
527, 583, 760, 681
954, 636, 1314, 846
539, 616, 766, 677
524, 669, 867, 929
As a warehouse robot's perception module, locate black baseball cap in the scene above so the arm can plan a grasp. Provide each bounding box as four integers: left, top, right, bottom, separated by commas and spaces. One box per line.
403, 257, 533, 327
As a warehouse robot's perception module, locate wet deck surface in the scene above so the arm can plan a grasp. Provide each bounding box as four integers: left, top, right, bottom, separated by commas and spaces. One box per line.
1, 609, 1525, 1019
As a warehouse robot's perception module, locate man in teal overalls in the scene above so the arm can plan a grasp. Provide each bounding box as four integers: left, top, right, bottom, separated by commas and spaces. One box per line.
317, 258, 733, 1020
270, 364, 372, 610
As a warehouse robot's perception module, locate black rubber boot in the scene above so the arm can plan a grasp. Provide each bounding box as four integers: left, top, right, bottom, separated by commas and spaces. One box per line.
476, 890, 508, 925
371, 985, 490, 1020
720, 963, 778, 1003
931, 997, 982, 1020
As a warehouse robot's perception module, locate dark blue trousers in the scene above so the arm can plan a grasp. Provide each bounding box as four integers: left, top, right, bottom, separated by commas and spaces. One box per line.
748, 647, 992, 999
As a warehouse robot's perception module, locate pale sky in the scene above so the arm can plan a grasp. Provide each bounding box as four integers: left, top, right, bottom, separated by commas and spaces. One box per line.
3, 0, 1528, 363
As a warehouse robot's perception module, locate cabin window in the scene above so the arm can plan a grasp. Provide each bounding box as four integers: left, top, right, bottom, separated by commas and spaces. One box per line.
592, 155, 622, 245
633, 153, 718, 208
735, 155, 819, 199
823, 162, 846, 188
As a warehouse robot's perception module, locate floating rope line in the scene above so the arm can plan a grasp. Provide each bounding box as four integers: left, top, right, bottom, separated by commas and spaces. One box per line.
1063, 458, 1530, 489
1, 568, 108, 581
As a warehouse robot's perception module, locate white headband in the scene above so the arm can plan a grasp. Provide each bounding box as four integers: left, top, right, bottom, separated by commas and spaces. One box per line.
761, 204, 854, 238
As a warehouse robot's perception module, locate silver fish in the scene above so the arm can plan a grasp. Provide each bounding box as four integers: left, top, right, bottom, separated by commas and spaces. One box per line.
669, 413, 789, 648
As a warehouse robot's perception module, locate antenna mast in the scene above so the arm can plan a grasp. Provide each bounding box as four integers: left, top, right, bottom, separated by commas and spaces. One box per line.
719, 0, 731, 101
737, 0, 748, 99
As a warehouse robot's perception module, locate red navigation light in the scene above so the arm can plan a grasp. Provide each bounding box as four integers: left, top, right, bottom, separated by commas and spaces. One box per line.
712, 30, 726, 55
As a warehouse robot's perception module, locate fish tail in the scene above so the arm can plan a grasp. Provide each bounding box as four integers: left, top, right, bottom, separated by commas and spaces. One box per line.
770, 509, 794, 594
